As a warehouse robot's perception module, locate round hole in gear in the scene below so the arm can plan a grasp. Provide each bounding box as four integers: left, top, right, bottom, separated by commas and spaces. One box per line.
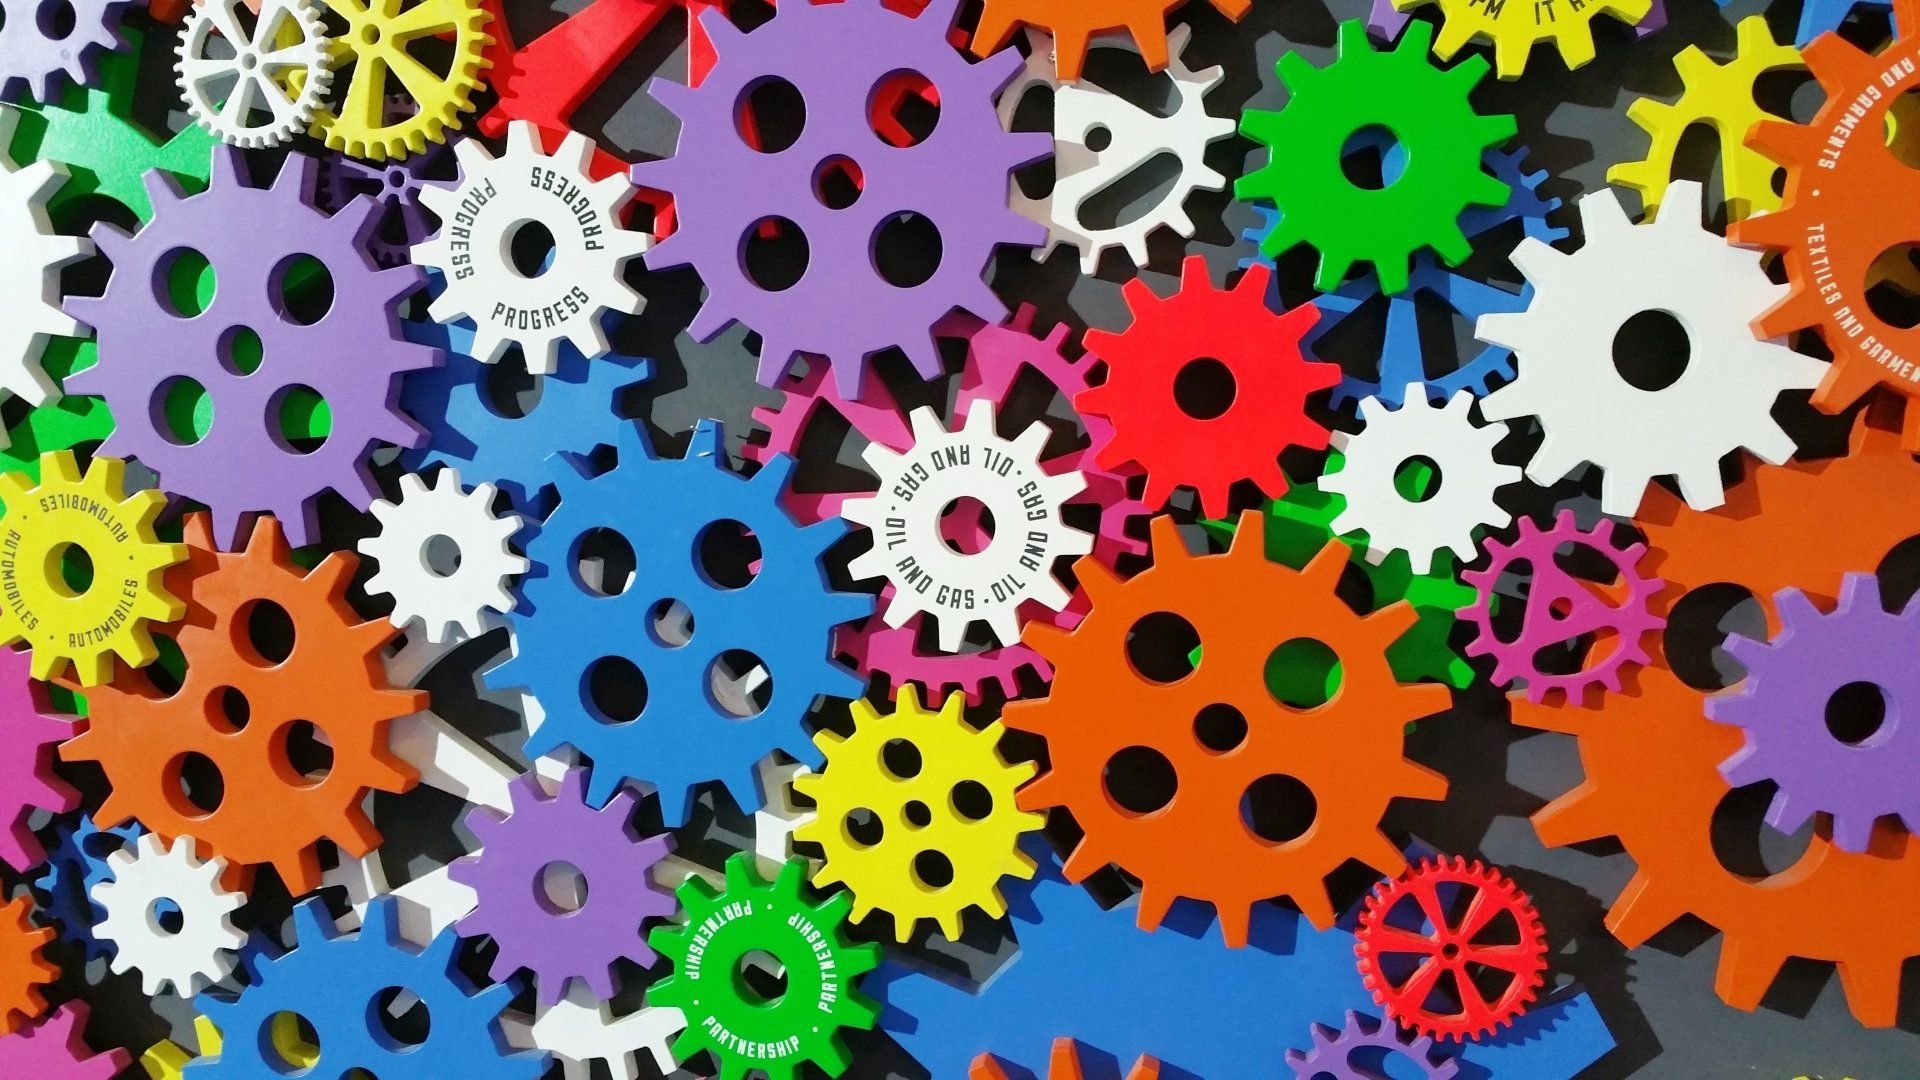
572, 527, 636, 597
155, 248, 215, 318
536, 860, 589, 914
1172, 357, 1236, 420
1339, 124, 1405, 190
738, 76, 806, 154
938, 496, 995, 555
1826, 680, 1890, 746
271, 254, 335, 326
874, 212, 942, 289
813, 155, 863, 210
902, 799, 932, 828
1710, 779, 1815, 878
695, 519, 762, 590
240, 599, 296, 666
271, 385, 331, 456
950, 779, 993, 822
505, 219, 558, 278
1084, 124, 1112, 153
868, 70, 939, 147
1241, 774, 1316, 844
265, 1012, 318, 1076
219, 325, 265, 376
743, 216, 809, 292
1611, 309, 1691, 392
912, 849, 955, 889
280, 720, 334, 788
36, 0, 75, 37
1124, 611, 1201, 684
169, 752, 225, 817
421, 534, 462, 578
146, 898, 184, 936
370, 986, 431, 1048
710, 649, 772, 719
734, 949, 789, 1005
585, 655, 648, 725
47, 542, 92, 597
647, 598, 694, 647
844, 807, 884, 848
1866, 243, 1920, 329
1265, 638, 1342, 710
1394, 455, 1442, 503
154, 377, 212, 447
210, 686, 251, 734
1193, 702, 1248, 753
1103, 745, 1178, 816
881, 737, 922, 779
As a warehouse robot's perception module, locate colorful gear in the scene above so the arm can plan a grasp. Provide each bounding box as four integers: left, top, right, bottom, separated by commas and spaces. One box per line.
0, 645, 79, 873
0, 895, 55, 1033
0, 1003, 127, 1076
1796, 0, 1892, 45
362, 468, 526, 644
449, 766, 678, 1004
792, 687, 1043, 941
309, 0, 492, 161
176, 0, 335, 148
61, 513, 420, 895
1236, 21, 1516, 294
92, 832, 246, 997
0, 352, 115, 480
1007, 514, 1450, 941
646, 854, 881, 1080
969, 0, 1249, 81
1284, 1010, 1460, 1080
634, 0, 1048, 395
318, 131, 452, 267
0, 0, 127, 104
503, 986, 684, 1080
1392, 0, 1650, 78
0, 107, 88, 406
1077, 257, 1337, 517
29, 816, 140, 960
973, 1038, 1160, 1080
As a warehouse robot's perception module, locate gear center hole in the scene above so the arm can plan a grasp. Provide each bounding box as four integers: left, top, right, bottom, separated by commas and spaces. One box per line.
1172, 357, 1235, 421
536, 860, 589, 914
506, 219, 558, 279
1393, 455, 1442, 503
902, 799, 932, 828
1085, 124, 1113, 153
734, 949, 789, 1005
146, 898, 185, 936
421, 534, 462, 578
1193, 702, 1248, 753
1339, 125, 1406, 191
47, 542, 94, 598
937, 496, 996, 555
1610, 309, 1691, 392
813, 155, 863, 210
1826, 680, 1890, 746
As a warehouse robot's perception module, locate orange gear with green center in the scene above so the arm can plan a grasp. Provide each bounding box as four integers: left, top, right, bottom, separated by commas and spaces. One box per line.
969, 0, 1249, 81
0, 896, 56, 1034
1005, 514, 1450, 944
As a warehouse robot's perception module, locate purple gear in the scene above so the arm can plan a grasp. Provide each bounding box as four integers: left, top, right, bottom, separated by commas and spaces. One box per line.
1286, 1010, 1459, 1079
1707, 574, 1920, 853
0, 647, 78, 873
1457, 510, 1665, 704
65, 149, 438, 550
0, 0, 126, 103
448, 766, 677, 1004
318, 140, 452, 268
634, 0, 1048, 396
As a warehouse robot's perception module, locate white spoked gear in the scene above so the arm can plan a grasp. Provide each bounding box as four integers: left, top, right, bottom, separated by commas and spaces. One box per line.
91, 833, 247, 997
1476, 180, 1826, 517
176, 0, 336, 149
0, 108, 89, 406
412, 121, 651, 373
842, 402, 1091, 651
362, 468, 529, 644
996, 26, 1234, 272
1321, 390, 1521, 574
502, 984, 685, 1080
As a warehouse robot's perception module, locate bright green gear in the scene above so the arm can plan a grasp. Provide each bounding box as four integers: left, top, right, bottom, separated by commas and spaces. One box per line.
1235, 20, 1516, 294
0, 341, 113, 482
647, 854, 881, 1080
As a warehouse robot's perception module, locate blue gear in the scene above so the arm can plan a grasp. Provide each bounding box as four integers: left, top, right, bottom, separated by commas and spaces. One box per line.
30, 816, 142, 962
494, 418, 872, 826
1796, 0, 1892, 44
193, 898, 547, 1078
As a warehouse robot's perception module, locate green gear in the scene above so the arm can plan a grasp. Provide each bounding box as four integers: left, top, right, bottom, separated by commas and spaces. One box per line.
1235, 19, 1516, 294
0, 342, 114, 482
647, 854, 880, 1080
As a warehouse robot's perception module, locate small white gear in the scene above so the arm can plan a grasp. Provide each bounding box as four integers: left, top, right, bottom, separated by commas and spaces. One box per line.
1476, 180, 1826, 517
412, 121, 651, 372
0, 107, 90, 407
1321, 391, 1521, 574
176, 0, 336, 149
843, 402, 1090, 651
997, 26, 1234, 272
362, 468, 529, 644
502, 984, 685, 1080
91, 833, 247, 997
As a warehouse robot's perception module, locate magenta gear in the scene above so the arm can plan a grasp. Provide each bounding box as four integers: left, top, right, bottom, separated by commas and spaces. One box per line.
448, 767, 677, 1004
65, 150, 437, 550
0, 647, 78, 873
633, 0, 1048, 396
0, 0, 127, 103
1707, 573, 1920, 853
746, 359, 914, 524
1458, 509, 1665, 705
1285, 1011, 1458, 1080
318, 141, 452, 269
0, 1003, 128, 1077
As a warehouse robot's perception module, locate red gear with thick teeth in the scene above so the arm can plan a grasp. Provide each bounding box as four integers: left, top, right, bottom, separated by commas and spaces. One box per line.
969, 0, 1250, 80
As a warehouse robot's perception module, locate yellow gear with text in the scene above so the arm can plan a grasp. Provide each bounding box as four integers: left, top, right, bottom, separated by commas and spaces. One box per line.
1393, 0, 1652, 78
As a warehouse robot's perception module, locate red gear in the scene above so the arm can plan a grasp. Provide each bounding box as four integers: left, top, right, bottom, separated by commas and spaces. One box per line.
1355, 856, 1548, 1041
1076, 257, 1336, 517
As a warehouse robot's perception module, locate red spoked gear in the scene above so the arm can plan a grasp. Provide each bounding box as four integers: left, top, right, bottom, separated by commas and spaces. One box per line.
1355, 856, 1548, 1041
970, 0, 1250, 80
1077, 257, 1337, 517
60, 515, 421, 895
0, 896, 56, 1034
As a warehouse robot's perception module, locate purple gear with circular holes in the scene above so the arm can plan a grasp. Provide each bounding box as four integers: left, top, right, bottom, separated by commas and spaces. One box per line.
64, 149, 438, 550
1707, 573, 1920, 853
319, 141, 452, 268
1457, 509, 1665, 704
448, 766, 676, 1005
1285, 1010, 1459, 1080
633, 0, 1049, 397
0, 0, 127, 104
0, 647, 78, 873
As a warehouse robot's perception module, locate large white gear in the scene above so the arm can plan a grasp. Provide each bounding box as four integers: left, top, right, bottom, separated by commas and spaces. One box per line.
996, 26, 1234, 272
0, 108, 89, 407
1476, 180, 1826, 517
362, 468, 529, 644
1321, 391, 1521, 574
412, 121, 650, 372
502, 984, 685, 1080
176, 0, 335, 149
843, 402, 1090, 651
91, 833, 247, 997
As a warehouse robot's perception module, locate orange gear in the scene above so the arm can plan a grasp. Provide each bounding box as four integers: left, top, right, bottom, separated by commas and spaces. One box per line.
971, 1038, 1160, 1080
0, 896, 56, 1034
970, 0, 1250, 81
61, 515, 419, 895
1006, 514, 1450, 943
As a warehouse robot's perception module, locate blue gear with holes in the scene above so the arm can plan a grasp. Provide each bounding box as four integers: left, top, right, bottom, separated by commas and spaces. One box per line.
30, 816, 142, 962
192, 898, 548, 1077
1796, 0, 1892, 43
492, 418, 872, 826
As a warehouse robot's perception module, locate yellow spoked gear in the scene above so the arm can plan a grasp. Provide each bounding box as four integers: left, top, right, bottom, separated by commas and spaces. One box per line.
1392, 0, 1651, 78
311, 0, 492, 161
140, 1015, 319, 1079
0, 451, 184, 686
793, 687, 1044, 942
1609, 16, 1802, 222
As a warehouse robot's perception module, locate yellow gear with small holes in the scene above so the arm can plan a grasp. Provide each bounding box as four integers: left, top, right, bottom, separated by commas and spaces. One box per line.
0, 452, 184, 685
793, 687, 1044, 942
1609, 16, 1802, 222
310, 0, 493, 161
1392, 0, 1652, 79
140, 1015, 320, 1078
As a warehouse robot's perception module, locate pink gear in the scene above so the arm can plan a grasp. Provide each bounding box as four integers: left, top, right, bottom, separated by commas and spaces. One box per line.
0, 647, 78, 873
746, 359, 914, 524
0, 1003, 128, 1077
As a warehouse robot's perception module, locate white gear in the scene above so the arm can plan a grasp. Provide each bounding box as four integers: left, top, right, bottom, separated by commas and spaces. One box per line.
176, 0, 335, 149
1477, 180, 1825, 517
842, 402, 1091, 651
362, 468, 528, 644
412, 121, 650, 372
996, 26, 1234, 272
503, 984, 685, 1080
91, 833, 247, 997
0, 108, 89, 407
1321, 391, 1521, 574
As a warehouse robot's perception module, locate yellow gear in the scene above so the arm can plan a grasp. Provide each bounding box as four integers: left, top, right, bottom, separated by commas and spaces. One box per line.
141, 1015, 319, 1078
793, 687, 1043, 942
0, 452, 184, 685
1609, 16, 1802, 222
1392, 0, 1651, 79
311, 0, 492, 161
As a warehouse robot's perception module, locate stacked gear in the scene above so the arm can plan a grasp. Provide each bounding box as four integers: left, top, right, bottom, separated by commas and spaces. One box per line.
91, 833, 247, 997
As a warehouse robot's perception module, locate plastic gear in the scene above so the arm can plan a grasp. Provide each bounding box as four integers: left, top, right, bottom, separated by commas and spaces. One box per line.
1007, 514, 1451, 941
0, 450, 185, 685
969, 0, 1250, 81
449, 767, 678, 1003
62, 514, 420, 895
176, 0, 335, 148
646, 854, 880, 1080
0, 645, 79, 873
0, 0, 127, 103
503, 986, 684, 1080
973, 1038, 1160, 1080
362, 468, 527, 644
1796, 0, 1892, 44
310, 0, 492, 161
29, 816, 140, 960
1392, 0, 1651, 78
1284, 1011, 1460, 1080
414, 122, 650, 371
0, 108, 88, 406
92, 833, 246, 997
0, 1003, 128, 1076
792, 687, 1043, 940
1078, 257, 1336, 516
634, 0, 1049, 396
318, 129, 451, 266
1355, 856, 1548, 1041
1236, 21, 1516, 293
0, 895, 55, 1033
